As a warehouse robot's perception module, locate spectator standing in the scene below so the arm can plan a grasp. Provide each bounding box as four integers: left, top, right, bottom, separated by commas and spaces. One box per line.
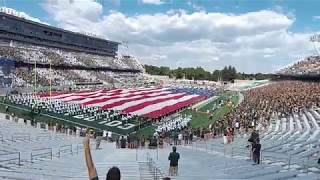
183, 131, 189, 145
168, 146, 180, 176
178, 132, 182, 145
95, 135, 102, 150
120, 136, 127, 148
252, 138, 261, 164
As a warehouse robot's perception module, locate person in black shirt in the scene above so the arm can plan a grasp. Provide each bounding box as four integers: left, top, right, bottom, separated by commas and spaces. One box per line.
252, 138, 261, 164
168, 146, 180, 176
120, 136, 127, 148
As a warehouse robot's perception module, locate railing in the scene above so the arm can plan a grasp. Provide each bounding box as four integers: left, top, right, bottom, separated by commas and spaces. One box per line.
146, 153, 164, 180
31, 148, 53, 163
36, 135, 52, 141
58, 144, 73, 157
75, 143, 84, 155
261, 150, 292, 169
0, 152, 21, 166
11, 133, 31, 142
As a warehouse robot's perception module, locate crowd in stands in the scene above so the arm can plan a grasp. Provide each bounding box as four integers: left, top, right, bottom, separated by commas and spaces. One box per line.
3, 64, 144, 88
279, 56, 320, 76
222, 81, 320, 131
0, 42, 144, 71
0, 41, 145, 88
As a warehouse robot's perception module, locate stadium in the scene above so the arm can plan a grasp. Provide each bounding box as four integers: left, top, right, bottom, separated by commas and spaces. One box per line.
0, 1, 319, 180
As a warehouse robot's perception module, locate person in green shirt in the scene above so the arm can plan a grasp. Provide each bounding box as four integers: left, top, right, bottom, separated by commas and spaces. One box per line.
168, 146, 180, 176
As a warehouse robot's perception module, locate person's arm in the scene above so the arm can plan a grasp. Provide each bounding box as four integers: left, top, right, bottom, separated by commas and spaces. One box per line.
83, 134, 98, 179
252, 145, 256, 152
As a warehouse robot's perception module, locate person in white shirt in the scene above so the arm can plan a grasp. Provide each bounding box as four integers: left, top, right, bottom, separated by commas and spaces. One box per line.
178, 133, 183, 145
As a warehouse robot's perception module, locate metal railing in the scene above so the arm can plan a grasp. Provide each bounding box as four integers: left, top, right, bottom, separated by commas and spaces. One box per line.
31, 148, 53, 163
58, 144, 73, 157
261, 149, 292, 169
76, 143, 84, 154
11, 133, 31, 142
36, 135, 52, 141
0, 152, 21, 166
146, 153, 164, 180
199, 139, 319, 172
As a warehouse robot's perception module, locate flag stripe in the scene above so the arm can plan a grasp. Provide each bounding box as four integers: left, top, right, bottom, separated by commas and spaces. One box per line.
129, 94, 199, 116
105, 93, 186, 111
121, 93, 187, 113
38, 87, 207, 119
85, 90, 170, 107
145, 96, 203, 118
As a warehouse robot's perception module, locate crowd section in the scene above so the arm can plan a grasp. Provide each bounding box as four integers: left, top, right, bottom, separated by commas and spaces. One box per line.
0, 43, 144, 71
221, 81, 320, 131
10, 67, 97, 87
0, 42, 146, 88
279, 56, 320, 76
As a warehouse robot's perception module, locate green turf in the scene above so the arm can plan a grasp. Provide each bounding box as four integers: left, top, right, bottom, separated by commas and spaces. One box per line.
132, 126, 155, 138
184, 91, 239, 129
197, 92, 231, 112
198, 97, 218, 112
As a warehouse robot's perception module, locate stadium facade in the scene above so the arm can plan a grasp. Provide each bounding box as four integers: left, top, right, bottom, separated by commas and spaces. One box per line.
0, 12, 119, 56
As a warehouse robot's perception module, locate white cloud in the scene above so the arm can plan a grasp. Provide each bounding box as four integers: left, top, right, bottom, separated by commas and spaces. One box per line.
0, 7, 49, 25
140, 0, 164, 5
313, 16, 320, 20
40, 0, 315, 73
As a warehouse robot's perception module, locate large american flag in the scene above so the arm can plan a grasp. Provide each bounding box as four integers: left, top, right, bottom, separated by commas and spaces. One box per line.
39, 87, 205, 119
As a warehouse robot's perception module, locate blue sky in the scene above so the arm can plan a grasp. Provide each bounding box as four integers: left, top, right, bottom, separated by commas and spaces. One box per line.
1, 0, 320, 73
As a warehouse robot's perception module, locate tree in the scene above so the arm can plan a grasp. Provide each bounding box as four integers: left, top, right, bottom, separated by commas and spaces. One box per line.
144, 64, 273, 81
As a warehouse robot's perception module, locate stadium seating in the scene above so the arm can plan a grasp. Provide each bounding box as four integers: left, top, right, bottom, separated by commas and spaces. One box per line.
0, 43, 144, 71
1, 110, 319, 180
279, 56, 320, 76
0, 41, 146, 88
190, 107, 320, 178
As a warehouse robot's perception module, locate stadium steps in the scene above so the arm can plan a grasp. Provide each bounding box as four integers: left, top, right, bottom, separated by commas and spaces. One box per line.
287, 173, 320, 180
246, 170, 301, 180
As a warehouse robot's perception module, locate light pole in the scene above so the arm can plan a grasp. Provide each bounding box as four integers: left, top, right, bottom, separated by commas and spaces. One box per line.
49, 61, 52, 97
34, 61, 37, 93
